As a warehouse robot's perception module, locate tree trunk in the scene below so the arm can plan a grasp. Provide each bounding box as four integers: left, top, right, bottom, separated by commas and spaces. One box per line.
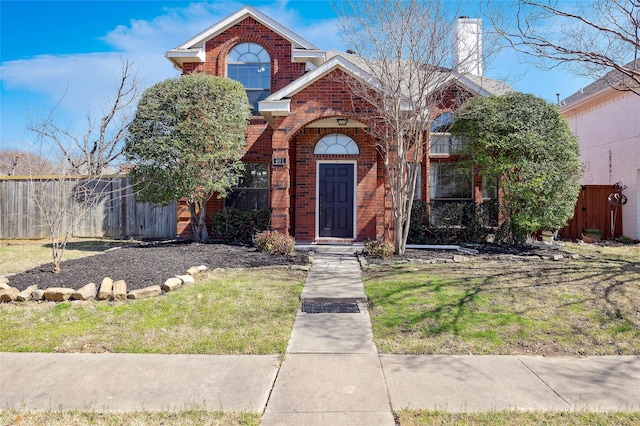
188, 200, 209, 243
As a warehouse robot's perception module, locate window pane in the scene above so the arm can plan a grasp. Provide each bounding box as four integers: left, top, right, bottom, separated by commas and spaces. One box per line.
482, 175, 498, 200
313, 133, 360, 155
431, 112, 454, 132
408, 162, 422, 201
227, 42, 271, 116
225, 189, 269, 210
238, 163, 269, 188
225, 163, 269, 210
430, 163, 472, 199
430, 135, 467, 155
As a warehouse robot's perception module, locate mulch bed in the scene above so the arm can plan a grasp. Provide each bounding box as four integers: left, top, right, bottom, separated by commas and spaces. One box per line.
366, 242, 572, 264
7, 241, 572, 293
8, 241, 309, 292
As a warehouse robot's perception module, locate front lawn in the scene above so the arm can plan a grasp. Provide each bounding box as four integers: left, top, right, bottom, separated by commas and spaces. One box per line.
0, 238, 130, 274
0, 267, 304, 355
363, 243, 640, 355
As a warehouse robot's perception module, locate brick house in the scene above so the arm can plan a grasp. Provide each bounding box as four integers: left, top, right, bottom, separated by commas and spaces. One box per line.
560, 63, 640, 240
165, 5, 510, 242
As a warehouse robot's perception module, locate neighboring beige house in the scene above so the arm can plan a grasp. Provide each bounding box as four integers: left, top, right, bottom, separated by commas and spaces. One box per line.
561, 67, 640, 240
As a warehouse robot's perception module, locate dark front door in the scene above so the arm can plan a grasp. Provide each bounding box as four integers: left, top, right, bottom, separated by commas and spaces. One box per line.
318, 163, 354, 238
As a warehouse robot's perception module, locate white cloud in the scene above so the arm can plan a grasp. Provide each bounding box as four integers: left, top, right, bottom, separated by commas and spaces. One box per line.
0, 1, 345, 150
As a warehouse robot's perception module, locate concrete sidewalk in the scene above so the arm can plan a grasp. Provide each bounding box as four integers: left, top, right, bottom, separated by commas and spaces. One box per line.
1, 244, 639, 422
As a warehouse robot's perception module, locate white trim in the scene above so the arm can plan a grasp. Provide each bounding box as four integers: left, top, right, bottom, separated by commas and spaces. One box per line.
257, 99, 290, 116
165, 5, 324, 70
264, 56, 381, 102
175, 6, 319, 50
164, 47, 206, 68
292, 49, 325, 66
315, 160, 358, 240
429, 73, 492, 97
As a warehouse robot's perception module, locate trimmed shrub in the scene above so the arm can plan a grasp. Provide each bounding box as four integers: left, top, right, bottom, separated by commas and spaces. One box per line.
210, 208, 271, 244
253, 230, 295, 256
364, 239, 395, 259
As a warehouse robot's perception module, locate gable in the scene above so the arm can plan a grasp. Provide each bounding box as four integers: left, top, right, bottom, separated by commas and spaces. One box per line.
165, 5, 324, 70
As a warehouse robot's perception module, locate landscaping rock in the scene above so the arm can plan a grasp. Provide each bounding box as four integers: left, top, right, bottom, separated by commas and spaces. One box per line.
0, 282, 11, 290
453, 255, 471, 263
44, 287, 74, 302
113, 280, 127, 301
187, 265, 208, 276
176, 274, 195, 284
552, 254, 565, 261
162, 277, 182, 292
71, 283, 97, 300
32, 289, 45, 301
127, 285, 161, 299
290, 264, 311, 271
16, 285, 38, 302
98, 277, 113, 300
0, 287, 20, 302
0, 276, 9, 285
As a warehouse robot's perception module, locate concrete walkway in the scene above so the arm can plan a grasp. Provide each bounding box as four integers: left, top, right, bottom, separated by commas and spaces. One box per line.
261, 245, 395, 425
1, 244, 640, 422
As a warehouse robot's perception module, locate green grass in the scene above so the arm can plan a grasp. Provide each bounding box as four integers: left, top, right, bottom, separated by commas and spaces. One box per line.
0, 268, 305, 354
0, 238, 131, 274
395, 409, 640, 425
364, 243, 640, 355
0, 409, 260, 426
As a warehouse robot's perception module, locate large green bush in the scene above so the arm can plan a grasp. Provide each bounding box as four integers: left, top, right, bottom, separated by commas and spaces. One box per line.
451, 93, 582, 244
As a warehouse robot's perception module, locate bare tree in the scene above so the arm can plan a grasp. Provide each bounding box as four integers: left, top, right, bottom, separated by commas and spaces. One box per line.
492, 0, 640, 94
0, 149, 57, 176
20, 60, 139, 272
29, 59, 140, 174
336, 0, 484, 254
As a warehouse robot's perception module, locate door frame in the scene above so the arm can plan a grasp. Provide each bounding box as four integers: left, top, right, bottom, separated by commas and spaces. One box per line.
316, 160, 357, 240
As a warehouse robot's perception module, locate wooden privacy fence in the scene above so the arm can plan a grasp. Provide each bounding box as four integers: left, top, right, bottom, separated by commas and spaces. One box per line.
559, 185, 623, 241
0, 176, 177, 239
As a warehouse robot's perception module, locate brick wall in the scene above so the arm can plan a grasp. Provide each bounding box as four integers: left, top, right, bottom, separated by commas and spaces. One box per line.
265, 69, 385, 241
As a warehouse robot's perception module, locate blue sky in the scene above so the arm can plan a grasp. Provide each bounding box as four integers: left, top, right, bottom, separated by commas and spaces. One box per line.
0, 0, 593, 152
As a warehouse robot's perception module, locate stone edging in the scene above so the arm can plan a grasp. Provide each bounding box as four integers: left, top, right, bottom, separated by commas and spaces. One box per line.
0, 253, 313, 304
0, 265, 212, 304
358, 251, 581, 268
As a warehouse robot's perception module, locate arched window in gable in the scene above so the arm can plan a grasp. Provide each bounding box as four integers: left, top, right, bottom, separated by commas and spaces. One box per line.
314, 133, 360, 155
227, 42, 271, 114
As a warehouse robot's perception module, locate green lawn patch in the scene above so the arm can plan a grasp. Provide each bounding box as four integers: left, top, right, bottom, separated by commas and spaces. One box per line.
0, 267, 304, 355
395, 409, 640, 425
0, 238, 130, 274
364, 245, 640, 355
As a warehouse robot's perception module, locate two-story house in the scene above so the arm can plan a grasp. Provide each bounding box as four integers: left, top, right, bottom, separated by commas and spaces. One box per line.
165, 5, 510, 242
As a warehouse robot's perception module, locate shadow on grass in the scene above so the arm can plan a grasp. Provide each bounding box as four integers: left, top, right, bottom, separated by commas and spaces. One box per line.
364, 253, 640, 355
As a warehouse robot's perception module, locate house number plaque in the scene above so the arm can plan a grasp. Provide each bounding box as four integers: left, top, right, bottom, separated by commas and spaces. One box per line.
272, 157, 287, 165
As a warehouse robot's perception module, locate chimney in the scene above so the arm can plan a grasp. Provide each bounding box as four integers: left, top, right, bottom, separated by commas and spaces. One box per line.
453, 16, 483, 77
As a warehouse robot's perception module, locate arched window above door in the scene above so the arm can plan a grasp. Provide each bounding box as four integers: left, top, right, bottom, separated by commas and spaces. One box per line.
313, 133, 360, 155
227, 42, 271, 113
